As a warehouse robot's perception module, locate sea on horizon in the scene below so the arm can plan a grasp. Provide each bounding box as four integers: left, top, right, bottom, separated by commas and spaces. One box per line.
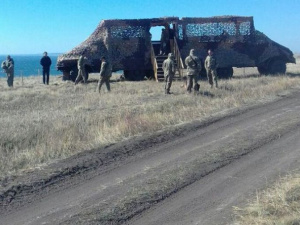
0, 54, 63, 77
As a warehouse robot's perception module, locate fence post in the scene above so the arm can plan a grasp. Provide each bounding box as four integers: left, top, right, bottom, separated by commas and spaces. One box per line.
21, 70, 23, 86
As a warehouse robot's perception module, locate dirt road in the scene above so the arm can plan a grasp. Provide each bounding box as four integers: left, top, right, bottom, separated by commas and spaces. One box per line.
128, 115, 300, 225
1, 90, 300, 225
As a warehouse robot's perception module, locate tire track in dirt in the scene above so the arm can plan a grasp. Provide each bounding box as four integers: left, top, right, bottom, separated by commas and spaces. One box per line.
1, 91, 300, 225
128, 124, 300, 225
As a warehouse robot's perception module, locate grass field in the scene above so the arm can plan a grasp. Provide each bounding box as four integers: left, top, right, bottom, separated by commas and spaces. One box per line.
233, 173, 300, 225
232, 58, 300, 224
1, 59, 300, 224
0, 61, 300, 179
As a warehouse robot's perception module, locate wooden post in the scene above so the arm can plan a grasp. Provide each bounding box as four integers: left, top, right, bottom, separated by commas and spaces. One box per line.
21, 70, 23, 86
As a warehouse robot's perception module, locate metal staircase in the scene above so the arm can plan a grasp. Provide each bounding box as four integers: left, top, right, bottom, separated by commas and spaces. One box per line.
155, 55, 168, 81
151, 40, 184, 82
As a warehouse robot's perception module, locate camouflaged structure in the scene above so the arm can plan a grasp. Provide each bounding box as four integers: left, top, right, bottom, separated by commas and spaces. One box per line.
57, 16, 295, 80
57, 18, 178, 79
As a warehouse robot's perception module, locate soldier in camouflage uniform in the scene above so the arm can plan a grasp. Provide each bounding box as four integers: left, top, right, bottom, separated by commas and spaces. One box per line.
1, 55, 14, 87
184, 49, 201, 94
162, 53, 176, 94
205, 49, 218, 88
97, 56, 112, 93
75, 52, 88, 85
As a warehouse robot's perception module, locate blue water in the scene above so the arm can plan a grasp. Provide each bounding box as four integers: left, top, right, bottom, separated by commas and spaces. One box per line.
0, 54, 62, 77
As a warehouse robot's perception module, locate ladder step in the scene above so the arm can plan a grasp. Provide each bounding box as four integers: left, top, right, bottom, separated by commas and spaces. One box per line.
154, 50, 183, 82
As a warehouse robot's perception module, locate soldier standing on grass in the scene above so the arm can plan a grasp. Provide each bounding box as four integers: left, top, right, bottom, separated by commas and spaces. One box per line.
184, 49, 201, 94
75, 52, 88, 85
97, 56, 112, 93
1, 55, 14, 87
205, 49, 218, 88
40, 51, 52, 85
162, 53, 176, 94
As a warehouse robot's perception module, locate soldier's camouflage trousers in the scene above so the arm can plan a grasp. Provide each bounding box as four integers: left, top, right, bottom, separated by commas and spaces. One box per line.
164, 74, 173, 94
97, 75, 111, 93
207, 69, 218, 88
7, 73, 14, 87
186, 75, 199, 93
75, 68, 87, 85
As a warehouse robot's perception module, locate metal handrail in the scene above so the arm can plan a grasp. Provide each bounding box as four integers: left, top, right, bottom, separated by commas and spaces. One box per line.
150, 44, 158, 81
173, 38, 185, 77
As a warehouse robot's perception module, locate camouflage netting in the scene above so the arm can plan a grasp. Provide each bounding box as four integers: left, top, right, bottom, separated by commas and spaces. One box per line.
57, 18, 164, 71
57, 20, 109, 70
176, 17, 258, 67
106, 20, 152, 70
57, 16, 295, 74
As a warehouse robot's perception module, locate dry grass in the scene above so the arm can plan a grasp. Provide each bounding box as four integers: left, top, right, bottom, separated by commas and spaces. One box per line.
233, 173, 300, 225
70, 99, 300, 224
0, 61, 300, 178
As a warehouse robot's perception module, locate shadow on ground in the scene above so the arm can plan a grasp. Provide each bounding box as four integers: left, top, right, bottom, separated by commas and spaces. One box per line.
232, 74, 261, 79
286, 72, 300, 77
233, 73, 300, 79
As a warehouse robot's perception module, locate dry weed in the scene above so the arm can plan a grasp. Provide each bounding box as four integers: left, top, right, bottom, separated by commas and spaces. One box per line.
233, 173, 300, 225
0, 62, 300, 178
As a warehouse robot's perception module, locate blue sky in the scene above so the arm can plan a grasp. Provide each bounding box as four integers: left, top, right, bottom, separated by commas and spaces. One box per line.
0, 0, 299, 55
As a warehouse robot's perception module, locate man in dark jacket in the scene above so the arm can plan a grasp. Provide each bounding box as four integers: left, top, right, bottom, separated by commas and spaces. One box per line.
40, 51, 52, 85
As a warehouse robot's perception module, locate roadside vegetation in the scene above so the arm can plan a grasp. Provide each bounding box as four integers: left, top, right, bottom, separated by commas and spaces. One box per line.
232, 57, 300, 225
233, 173, 300, 225
0, 60, 299, 180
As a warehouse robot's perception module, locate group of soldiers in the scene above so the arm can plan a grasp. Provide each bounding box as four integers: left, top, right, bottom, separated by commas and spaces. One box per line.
72, 48, 216, 95
1, 52, 111, 93
74, 52, 112, 93
93, 48, 217, 95
1, 49, 216, 95
1, 52, 52, 87
163, 49, 217, 95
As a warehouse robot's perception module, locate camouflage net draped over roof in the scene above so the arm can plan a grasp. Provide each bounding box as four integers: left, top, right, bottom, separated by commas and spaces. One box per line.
57, 16, 295, 73
59, 16, 254, 59
59, 20, 108, 61
58, 17, 179, 62
181, 16, 254, 38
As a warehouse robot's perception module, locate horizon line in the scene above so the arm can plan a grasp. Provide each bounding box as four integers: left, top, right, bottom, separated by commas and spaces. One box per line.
0, 53, 63, 56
